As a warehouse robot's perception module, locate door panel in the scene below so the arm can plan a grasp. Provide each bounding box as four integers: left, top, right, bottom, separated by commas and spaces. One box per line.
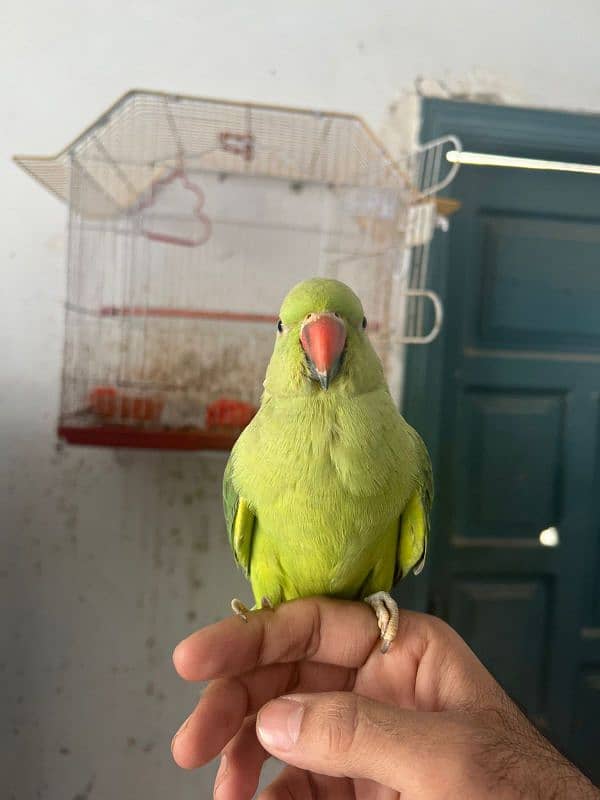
406, 100, 600, 782
480, 213, 600, 347
457, 389, 564, 540
448, 577, 551, 717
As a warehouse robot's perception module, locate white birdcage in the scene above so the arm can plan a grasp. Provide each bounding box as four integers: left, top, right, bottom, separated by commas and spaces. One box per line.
15, 90, 460, 450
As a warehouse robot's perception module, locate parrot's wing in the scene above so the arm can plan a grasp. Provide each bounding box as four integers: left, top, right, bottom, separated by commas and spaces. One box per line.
223, 453, 256, 578
396, 431, 433, 579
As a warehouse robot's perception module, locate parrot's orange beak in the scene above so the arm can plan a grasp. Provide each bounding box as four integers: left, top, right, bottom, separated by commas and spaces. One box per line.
300, 312, 346, 390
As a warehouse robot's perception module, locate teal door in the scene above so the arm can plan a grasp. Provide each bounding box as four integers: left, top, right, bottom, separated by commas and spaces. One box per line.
403, 100, 600, 780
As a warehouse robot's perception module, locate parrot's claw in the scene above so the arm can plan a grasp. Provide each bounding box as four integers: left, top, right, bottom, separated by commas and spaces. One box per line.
364, 591, 399, 654
231, 598, 250, 622
260, 596, 273, 609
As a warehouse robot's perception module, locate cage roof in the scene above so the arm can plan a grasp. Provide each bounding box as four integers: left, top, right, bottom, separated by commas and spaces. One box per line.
14, 90, 414, 218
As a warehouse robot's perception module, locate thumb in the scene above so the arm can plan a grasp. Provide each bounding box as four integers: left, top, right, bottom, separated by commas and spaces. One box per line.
256, 692, 448, 793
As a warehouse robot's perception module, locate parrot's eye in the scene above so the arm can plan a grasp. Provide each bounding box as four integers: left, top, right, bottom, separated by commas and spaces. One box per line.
277, 319, 284, 333
362, 316, 367, 329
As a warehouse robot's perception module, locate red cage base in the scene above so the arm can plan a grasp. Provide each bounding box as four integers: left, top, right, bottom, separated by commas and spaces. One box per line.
58, 425, 240, 451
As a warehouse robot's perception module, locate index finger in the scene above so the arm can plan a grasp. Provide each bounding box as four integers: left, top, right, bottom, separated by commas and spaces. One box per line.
173, 597, 380, 681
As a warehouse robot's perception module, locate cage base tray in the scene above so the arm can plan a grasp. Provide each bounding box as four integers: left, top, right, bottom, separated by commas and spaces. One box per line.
58, 424, 240, 451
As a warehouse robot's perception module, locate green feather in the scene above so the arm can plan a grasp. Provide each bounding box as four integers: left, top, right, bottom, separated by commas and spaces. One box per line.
223, 457, 255, 577
223, 278, 433, 606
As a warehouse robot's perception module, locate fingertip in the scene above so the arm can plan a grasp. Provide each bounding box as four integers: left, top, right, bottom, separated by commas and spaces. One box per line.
213, 753, 228, 797
170, 743, 193, 770
171, 726, 199, 770
172, 639, 191, 679
171, 750, 199, 770
172, 617, 246, 681
173, 630, 211, 680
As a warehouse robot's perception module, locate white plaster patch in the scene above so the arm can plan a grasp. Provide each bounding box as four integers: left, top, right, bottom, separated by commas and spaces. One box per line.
380, 69, 531, 158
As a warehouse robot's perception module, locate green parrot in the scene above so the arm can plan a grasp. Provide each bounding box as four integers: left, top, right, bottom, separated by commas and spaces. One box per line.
223, 278, 432, 651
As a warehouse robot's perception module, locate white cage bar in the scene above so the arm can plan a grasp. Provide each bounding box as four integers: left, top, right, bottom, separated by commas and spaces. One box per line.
15, 90, 460, 449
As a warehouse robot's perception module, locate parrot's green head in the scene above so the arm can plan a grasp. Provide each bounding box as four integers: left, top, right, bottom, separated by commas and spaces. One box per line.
263, 278, 386, 399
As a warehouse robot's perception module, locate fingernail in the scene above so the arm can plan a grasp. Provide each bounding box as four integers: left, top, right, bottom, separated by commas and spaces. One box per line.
257, 697, 304, 751
214, 753, 228, 795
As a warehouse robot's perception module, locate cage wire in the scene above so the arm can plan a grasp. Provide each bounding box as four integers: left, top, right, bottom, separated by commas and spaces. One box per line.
14, 90, 460, 449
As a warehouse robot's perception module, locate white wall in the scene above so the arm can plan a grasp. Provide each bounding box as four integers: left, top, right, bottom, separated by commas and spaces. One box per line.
3, 2, 600, 797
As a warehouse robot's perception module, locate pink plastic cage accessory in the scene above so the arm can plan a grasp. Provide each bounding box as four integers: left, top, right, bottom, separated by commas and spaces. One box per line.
14, 90, 460, 450
137, 99, 212, 247
219, 131, 255, 161
137, 167, 211, 247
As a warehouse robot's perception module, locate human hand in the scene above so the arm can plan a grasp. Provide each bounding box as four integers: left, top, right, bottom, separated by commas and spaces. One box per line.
172, 598, 598, 799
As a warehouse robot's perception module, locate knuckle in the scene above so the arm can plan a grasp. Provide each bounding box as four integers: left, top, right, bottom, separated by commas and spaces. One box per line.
425, 613, 452, 639
304, 600, 322, 660
323, 694, 360, 758
403, 610, 453, 654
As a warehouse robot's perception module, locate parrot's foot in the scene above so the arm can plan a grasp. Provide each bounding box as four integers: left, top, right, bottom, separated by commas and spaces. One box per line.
231, 597, 273, 621
231, 598, 250, 622
364, 591, 399, 654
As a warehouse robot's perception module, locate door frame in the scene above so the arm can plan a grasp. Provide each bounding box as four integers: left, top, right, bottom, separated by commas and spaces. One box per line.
402, 98, 600, 613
